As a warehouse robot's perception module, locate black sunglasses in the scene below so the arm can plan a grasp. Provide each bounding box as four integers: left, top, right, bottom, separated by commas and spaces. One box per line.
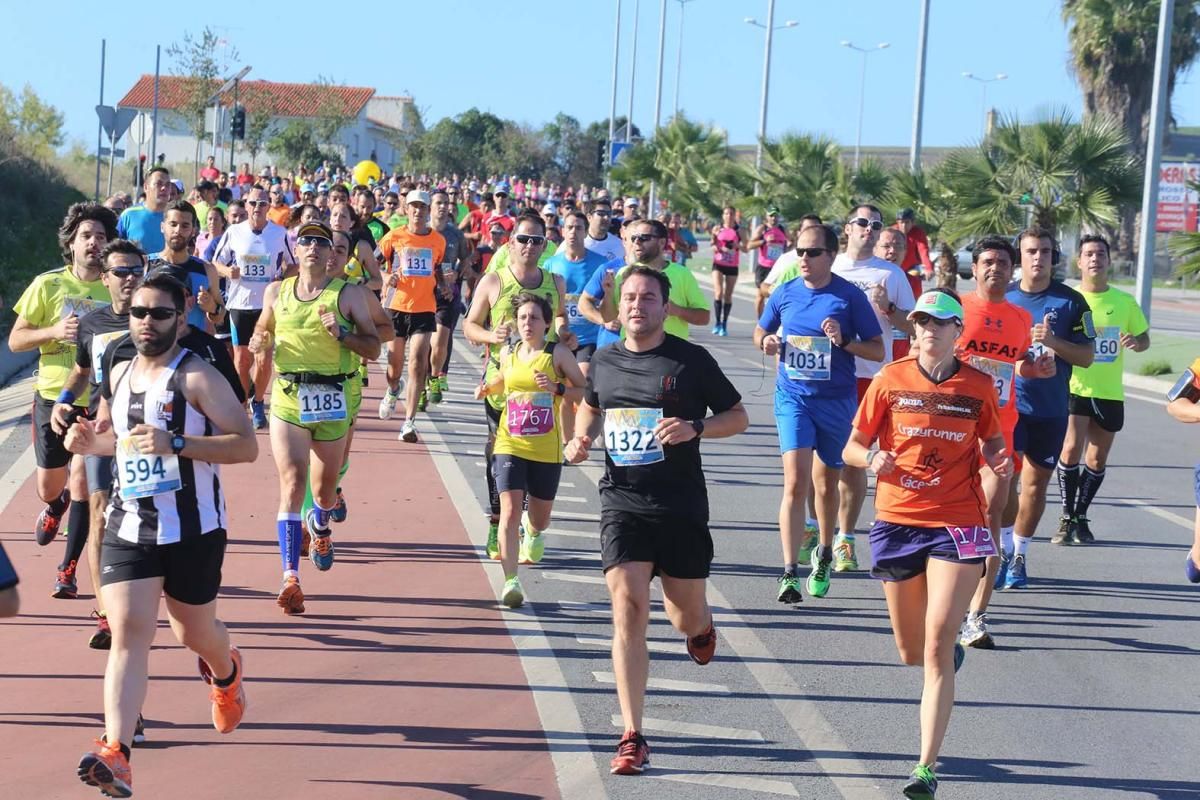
246, 200, 269, 207
105, 267, 143, 280
796, 247, 830, 258
297, 235, 332, 248
630, 233, 660, 244
514, 234, 546, 246
912, 313, 958, 327
592, 209, 611, 216
130, 306, 180, 321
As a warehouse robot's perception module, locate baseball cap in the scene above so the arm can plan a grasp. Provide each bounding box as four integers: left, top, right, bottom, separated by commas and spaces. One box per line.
301, 183, 315, 194
542, 203, 558, 216
493, 181, 510, 196
897, 208, 915, 221
406, 189, 431, 206
170, 179, 185, 192
258, 168, 271, 177
296, 220, 334, 243
907, 290, 963, 322
625, 197, 640, 207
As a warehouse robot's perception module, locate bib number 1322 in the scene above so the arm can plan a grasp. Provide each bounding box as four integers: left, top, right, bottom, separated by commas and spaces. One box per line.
604, 408, 664, 466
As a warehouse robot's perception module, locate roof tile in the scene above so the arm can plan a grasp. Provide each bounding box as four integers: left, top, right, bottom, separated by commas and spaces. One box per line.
117, 76, 375, 118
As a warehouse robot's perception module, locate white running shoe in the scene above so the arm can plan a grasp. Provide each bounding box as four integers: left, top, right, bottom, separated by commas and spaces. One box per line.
399, 419, 418, 443
378, 388, 399, 420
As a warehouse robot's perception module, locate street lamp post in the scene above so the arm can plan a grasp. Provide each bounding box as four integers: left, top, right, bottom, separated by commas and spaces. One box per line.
841, 41, 889, 172
962, 72, 1007, 136
672, 0, 697, 119
649, 0, 667, 215
608, 0, 621, 189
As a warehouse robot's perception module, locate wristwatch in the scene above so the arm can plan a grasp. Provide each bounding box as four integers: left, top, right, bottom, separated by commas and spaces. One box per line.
170, 435, 186, 455
336, 326, 349, 341
691, 418, 705, 437
555, 382, 566, 396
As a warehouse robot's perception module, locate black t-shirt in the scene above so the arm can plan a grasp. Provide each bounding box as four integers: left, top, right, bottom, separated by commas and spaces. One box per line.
101, 327, 245, 404
76, 306, 137, 411
585, 334, 741, 517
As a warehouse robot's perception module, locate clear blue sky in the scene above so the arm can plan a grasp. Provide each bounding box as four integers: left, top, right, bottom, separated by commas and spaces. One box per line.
6, 0, 1197, 156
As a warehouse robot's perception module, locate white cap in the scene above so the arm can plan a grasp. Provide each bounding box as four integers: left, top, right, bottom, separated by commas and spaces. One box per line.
405, 189, 431, 206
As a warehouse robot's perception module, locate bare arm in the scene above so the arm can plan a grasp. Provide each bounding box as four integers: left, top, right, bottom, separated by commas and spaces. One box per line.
356, 240, 383, 291
1047, 337, 1095, 368
336, 285, 382, 361
9, 315, 71, 352
1168, 397, 1200, 423
462, 273, 502, 346
179, 361, 259, 464
844, 336, 885, 363
667, 302, 709, 326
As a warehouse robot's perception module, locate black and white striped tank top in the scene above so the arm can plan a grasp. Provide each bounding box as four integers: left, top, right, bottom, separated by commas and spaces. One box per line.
106, 349, 226, 545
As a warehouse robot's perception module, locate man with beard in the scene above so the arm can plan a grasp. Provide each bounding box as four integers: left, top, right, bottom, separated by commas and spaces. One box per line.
147, 200, 224, 332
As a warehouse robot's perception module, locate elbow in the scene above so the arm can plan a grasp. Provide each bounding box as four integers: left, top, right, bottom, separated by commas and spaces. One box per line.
732, 406, 750, 435
237, 433, 259, 464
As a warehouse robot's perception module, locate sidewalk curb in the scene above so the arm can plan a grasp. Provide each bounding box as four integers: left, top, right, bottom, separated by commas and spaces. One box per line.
1124, 372, 1174, 396
0, 339, 36, 389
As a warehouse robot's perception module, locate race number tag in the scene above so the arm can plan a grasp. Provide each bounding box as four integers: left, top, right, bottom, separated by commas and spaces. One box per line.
1094, 327, 1120, 364
968, 355, 1015, 408
564, 293, 582, 322
714, 246, 738, 267
298, 383, 347, 423
91, 330, 128, 385
948, 525, 998, 560
1030, 342, 1053, 360
766, 243, 784, 262
604, 408, 664, 466
506, 391, 555, 437
783, 336, 831, 381
116, 436, 182, 500
399, 247, 433, 277
62, 297, 106, 320
241, 252, 273, 282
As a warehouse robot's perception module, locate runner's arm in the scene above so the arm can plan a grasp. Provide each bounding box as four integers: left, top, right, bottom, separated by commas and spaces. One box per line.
552, 274, 576, 347
356, 240, 383, 291
50, 365, 93, 434
462, 273, 499, 345
8, 316, 68, 352
360, 286, 395, 344
695, 401, 748, 439
746, 225, 766, 250
1168, 397, 1200, 423
248, 283, 280, 352
667, 302, 709, 326
844, 335, 885, 362
553, 344, 587, 403
578, 291, 613, 325
178, 361, 258, 464
1045, 337, 1094, 368
337, 286, 382, 361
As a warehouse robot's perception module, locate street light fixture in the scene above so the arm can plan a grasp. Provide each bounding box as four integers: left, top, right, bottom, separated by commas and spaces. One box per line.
962, 71, 1007, 135
841, 40, 889, 172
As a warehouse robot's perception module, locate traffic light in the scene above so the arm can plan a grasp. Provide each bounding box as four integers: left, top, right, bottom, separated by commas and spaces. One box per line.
231, 106, 246, 140
597, 140, 606, 172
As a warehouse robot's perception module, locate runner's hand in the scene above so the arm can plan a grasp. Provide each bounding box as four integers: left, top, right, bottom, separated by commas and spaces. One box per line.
868, 450, 897, 475
1120, 332, 1139, 350
128, 423, 171, 455
564, 435, 591, 464
197, 287, 218, 313
1032, 353, 1056, 378
868, 280, 889, 313
56, 313, 79, 342
437, 283, 452, 300
386, 271, 399, 288
987, 447, 1013, 479
317, 304, 340, 338
491, 324, 512, 345
1031, 314, 1054, 346
64, 417, 95, 455
821, 317, 844, 347
656, 417, 697, 446
533, 371, 554, 391
50, 403, 76, 435
557, 329, 578, 350
472, 384, 487, 400
604, 320, 621, 333
761, 334, 781, 356
248, 330, 270, 354
229, 265, 241, 280
601, 270, 616, 293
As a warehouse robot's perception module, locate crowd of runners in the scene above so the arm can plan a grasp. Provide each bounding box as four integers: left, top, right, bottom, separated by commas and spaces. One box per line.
1, 162, 1197, 800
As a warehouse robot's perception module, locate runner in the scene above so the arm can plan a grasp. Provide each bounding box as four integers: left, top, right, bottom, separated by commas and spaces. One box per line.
1165, 357, 1200, 583
212, 184, 297, 429
116, 167, 170, 254
425, 189, 474, 408
709, 206, 747, 336
747, 208, 789, 317
327, 201, 383, 291
147, 200, 224, 333
463, 211, 573, 562
759, 213, 824, 297
875, 227, 922, 359
1004, 227, 1095, 588
9, 203, 115, 579
584, 197, 624, 263
955, 236, 1053, 649
1055, 234, 1149, 544
475, 292, 587, 607
376, 190, 449, 443
754, 224, 884, 603
564, 266, 748, 776
843, 287, 1011, 799
249, 221, 380, 614
66, 272, 256, 798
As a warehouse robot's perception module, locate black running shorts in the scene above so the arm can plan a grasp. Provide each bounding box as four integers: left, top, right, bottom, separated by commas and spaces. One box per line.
100, 529, 227, 605
600, 508, 713, 579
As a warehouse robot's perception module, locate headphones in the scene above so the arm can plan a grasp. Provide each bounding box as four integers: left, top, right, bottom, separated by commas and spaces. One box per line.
1012, 232, 1060, 266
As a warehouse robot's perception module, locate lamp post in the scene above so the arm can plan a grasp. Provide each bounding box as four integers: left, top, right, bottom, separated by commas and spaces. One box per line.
961, 71, 1007, 135
841, 40, 889, 172
672, 0, 697, 118
910, 0, 930, 172
608, 0, 621, 190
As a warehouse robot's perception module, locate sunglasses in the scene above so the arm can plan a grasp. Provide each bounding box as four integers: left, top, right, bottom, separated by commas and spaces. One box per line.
592, 210, 611, 217
105, 267, 143, 280
513, 233, 546, 246
796, 247, 830, 258
246, 200, 269, 207
912, 313, 958, 327
630, 234, 660, 244
130, 306, 179, 321
849, 217, 884, 231
297, 235, 332, 248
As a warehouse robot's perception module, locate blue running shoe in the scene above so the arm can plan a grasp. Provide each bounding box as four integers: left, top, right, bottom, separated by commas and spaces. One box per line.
717, 324, 729, 337
330, 489, 347, 523
1186, 553, 1200, 584
993, 552, 1009, 590
305, 508, 334, 571
251, 400, 267, 430
711, 324, 721, 335
1003, 554, 1027, 589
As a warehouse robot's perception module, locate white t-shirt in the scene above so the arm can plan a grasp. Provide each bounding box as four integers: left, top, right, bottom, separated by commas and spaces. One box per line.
764, 249, 799, 285
213, 220, 295, 310
585, 232, 625, 264
832, 253, 916, 379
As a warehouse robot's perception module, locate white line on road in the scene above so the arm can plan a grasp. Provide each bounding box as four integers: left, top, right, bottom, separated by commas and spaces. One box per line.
1127, 391, 1167, 407
549, 529, 600, 540
556, 495, 589, 504
578, 635, 679, 654
654, 772, 799, 797
610, 714, 765, 742
592, 671, 731, 695
542, 571, 607, 585
1117, 497, 1194, 530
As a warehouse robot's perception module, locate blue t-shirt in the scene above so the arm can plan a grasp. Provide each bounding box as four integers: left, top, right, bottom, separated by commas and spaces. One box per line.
1005, 280, 1095, 418
583, 257, 627, 349
546, 248, 608, 347
757, 273, 882, 399
117, 206, 165, 254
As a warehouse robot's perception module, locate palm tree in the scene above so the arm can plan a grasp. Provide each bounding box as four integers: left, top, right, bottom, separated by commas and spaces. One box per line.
749, 133, 840, 221
887, 164, 960, 287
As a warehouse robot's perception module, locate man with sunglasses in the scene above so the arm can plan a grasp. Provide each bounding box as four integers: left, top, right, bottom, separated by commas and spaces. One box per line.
266, 184, 292, 227
585, 198, 625, 264
754, 224, 884, 604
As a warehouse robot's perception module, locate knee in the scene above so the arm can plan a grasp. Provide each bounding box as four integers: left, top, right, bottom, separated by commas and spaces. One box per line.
897, 645, 924, 667
611, 593, 649, 635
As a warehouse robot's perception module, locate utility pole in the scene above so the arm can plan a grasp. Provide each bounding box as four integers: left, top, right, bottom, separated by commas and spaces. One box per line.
909, 0, 929, 172
1135, 0, 1176, 323
150, 45, 161, 169
94, 39, 105, 201
648, 0, 667, 215
607, 0, 622, 190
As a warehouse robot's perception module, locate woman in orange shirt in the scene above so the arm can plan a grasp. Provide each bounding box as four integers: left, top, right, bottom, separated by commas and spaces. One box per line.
843, 288, 1012, 799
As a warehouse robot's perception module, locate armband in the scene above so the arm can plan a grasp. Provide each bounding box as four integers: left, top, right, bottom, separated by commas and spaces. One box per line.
1166, 363, 1200, 404
57, 389, 76, 405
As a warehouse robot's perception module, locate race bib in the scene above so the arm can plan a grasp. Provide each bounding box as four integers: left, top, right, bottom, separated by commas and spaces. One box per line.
766, 243, 784, 262
783, 336, 831, 381
116, 436, 182, 500
565, 293, 581, 322
714, 246, 738, 267
604, 407, 664, 466
1094, 327, 1120, 364
506, 391, 555, 437
968, 355, 1015, 408
399, 247, 433, 277
91, 330, 128, 385
62, 297, 107, 320
947, 525, 998, 560
240, 252, 273, 282
1030, 342, 1052, 360
298, 382, 346, 423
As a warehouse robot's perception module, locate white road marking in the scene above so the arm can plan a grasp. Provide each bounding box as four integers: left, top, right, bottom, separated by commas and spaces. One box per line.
592, 671, 731, 695
549, 529, 600, 540
579, 635, 678, 654
0, 444, 36, 519
1117, 497, 1194, 530
611, 714, 764, 742
556, 495, 589, 504
654, 773, 799, 797
542, 571, 607, 585
1126, 391, 1167, 407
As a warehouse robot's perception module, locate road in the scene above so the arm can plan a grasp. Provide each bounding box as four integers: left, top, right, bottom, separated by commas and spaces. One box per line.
1, 279, 1198, 799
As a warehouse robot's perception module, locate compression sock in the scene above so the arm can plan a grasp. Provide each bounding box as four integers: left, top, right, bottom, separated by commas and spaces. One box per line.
1076, 466, 1106, 517
47, 488, 70, 516
277, 513, 302, 573
722, 302, 733, 325
713, 299, 721, 321
1012, 533, 1032, 557
1056, 460, 1080, 516
442, 335, 454, 374
486, 457, 501, 517
338, 456, 350, 486
1001, 526, 1014, 556
61, 500, 90, 569
312, 501, 333, 532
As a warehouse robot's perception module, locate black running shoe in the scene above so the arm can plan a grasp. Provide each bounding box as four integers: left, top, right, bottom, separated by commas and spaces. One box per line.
1051, 515, 1075, 546
1072, 516, 1095, 544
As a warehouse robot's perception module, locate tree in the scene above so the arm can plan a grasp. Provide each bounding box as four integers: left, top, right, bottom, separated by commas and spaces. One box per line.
267, 121, 336, 172
0, 83, 65, 161
405, 108, 509, 177
166, 28, 237, 173
242, 110, 272, 169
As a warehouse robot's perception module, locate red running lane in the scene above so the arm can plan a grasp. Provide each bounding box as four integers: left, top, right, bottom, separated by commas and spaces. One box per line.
0, 380, 561, 800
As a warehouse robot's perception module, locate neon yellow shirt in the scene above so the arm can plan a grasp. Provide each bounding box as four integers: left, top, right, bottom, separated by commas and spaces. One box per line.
1070, 286, 1148, 401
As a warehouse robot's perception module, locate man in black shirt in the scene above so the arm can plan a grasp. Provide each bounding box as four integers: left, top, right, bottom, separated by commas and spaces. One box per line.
565, 266, 748, 777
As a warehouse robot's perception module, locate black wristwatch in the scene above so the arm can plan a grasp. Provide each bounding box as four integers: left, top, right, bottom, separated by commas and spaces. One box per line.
170, 434, 186, 455
691, 418, 705, 437
336, 325, 349, 341
555, 382, 566, 396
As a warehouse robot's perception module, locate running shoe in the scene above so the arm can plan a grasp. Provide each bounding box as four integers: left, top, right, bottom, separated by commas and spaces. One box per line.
717, 324, 729, 337
501, 576, 525, 608
1051, 515, 1075, 546
132, 715, 146, 746
400, 420, 418, 443
833, 535, 858, 572
378, 387, 399, 420
711, 324, 721, 335
35, 502, 65, 546
519, 511, 545, 564
88, 610, 112, 650
277, 576, 305, 615
1186, 553, 1200, 584
1003, 554, 1028, 589
309, 533, 334, 571
427, 377, 443, 404
206, 646, 246, 734
251, 399, 267, 430
438, 375, 449, 393
486, 522, 500, 560
902, 764, 938, 798
686, 621, 717, 665
1072, 516, 1095, 544
954, 642, 965, 672
417, 389, 428, 412
993, 551, 1010, 590
53, 559, 79, 599
330, 488, 348, 523
776, 572, 803, 604
807, 550, 832, 598
960, 612, 994, 649
78, 739, 132, 798
796, 527, 819, 565
610, 730, 650, 775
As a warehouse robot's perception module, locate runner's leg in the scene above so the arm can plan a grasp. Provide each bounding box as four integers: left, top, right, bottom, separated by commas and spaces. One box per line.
164, 597, 233, 681
606, 561, 655, 733
87, 491, 107, 612
659, 574, 711, 638
405, 332, 432, 423
779, 449, 812, 565
498, 488, 523, 578
969, 466, 1009, 614
812, 457, 841, 550
101, 577, 163, 747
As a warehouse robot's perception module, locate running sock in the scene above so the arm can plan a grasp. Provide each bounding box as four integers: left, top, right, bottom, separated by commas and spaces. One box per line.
47, 488, 70, 516
814, 544, 833, 564
784, 562, 799, 575
1001, 526, 1014, 555
722, 302, 732, 325
1075, 466, 1106, 517
312, 501, 333, 531
1056, 460, 1081, 516
212, 661, 238, 689
277, 513, 302, 572
1013, 533, 1032, 557
486, 458, 501, 517
836, 530, 855, 542
713, 299, 721, 321
61, 500, 90, 569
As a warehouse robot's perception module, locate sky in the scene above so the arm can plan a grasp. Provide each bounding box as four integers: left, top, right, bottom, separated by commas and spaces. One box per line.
5, 0, 1198, 157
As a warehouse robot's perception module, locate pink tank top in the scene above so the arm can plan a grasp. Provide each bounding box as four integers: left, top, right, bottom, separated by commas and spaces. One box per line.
758, 226, 788, 267
713, 227, 740, 268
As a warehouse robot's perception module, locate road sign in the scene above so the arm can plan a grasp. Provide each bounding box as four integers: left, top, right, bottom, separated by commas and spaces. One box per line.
130, 113, 153, 146
1156, 162, 1199, 232
610, 141, 633, 165
99, 147, 125, 158
95, 105, 138, 142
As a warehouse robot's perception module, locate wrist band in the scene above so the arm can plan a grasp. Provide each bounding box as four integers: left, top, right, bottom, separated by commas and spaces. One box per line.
57, 390, 76, 405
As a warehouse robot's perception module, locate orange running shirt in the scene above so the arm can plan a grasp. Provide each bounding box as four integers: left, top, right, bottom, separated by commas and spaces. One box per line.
378, 227, 447, 314
853, 358, 1002, 528
956, 294, 1031, 437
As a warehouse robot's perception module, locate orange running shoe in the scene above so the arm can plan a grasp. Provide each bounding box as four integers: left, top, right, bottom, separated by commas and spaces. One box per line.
300, 526, 311, 557
208, 646, 246, 734
77, 738, 132, 797
277, 576, 305, 615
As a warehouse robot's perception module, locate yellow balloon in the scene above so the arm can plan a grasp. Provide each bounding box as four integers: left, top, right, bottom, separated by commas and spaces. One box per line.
352, 160, 382, 186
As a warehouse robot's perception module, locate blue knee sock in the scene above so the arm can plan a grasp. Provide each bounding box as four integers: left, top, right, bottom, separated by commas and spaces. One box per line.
277, 513, 302, 572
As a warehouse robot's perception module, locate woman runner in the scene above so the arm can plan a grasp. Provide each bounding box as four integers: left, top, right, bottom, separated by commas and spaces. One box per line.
709, 206, 747, 336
